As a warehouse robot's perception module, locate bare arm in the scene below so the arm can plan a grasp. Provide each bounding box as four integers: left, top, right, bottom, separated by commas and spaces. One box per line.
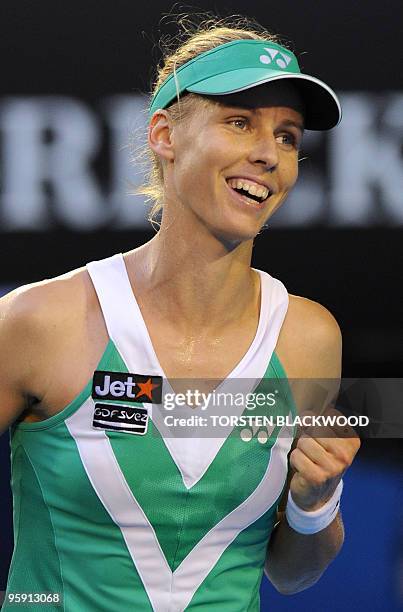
0, 269, 106, 436
265, 300, 360, 594
0, 280, 70, 434
266, 512, 344, 594
265, 463, 345, 594
0, 288, 39, 434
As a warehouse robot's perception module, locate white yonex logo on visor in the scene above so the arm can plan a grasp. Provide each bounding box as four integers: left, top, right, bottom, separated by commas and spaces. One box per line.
259, 47, 292, 69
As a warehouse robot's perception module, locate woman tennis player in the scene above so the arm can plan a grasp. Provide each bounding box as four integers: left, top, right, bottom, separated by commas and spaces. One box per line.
0, 16, 360, 611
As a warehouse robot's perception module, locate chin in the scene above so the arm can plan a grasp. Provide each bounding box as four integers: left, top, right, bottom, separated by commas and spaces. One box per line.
210, 221, 262, 250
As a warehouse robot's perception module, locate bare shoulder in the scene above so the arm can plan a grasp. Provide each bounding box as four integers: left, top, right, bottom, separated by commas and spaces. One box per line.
0, 266, 91, 341
286, 294, 342, 349
0, 265, 97, 399
276, 294, 342, 379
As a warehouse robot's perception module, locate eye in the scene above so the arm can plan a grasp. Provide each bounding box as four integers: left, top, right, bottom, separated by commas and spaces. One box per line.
276, 132, 300, 149
229, 118, 249, 130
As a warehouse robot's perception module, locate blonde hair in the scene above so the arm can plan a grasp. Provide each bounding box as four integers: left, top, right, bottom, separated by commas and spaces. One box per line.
137, 14, 287, 227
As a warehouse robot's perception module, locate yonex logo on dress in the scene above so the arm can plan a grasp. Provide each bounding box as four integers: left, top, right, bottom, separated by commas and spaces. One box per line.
240, 423, 275, 444
259, 47, 292, 69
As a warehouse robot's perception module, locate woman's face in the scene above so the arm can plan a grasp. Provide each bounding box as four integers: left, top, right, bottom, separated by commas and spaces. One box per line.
164, 84, 304, 244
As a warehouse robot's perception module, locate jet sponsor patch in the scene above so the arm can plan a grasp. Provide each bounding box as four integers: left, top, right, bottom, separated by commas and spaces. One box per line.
92, 370, 162, 404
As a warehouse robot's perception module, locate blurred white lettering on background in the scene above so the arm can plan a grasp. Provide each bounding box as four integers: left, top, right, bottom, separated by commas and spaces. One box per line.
0, 93, 401, 230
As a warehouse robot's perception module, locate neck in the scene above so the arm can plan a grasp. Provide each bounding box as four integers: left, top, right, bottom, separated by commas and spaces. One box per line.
125, 210, 260, 332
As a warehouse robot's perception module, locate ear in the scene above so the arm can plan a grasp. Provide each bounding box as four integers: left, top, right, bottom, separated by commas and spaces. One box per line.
148, 109, 175, 162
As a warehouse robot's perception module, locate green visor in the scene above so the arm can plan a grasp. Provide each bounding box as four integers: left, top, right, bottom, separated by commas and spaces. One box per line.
149, 39, 341, 130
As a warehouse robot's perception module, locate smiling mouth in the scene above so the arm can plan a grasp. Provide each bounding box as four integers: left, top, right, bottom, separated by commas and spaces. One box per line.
226, 178, 272, 205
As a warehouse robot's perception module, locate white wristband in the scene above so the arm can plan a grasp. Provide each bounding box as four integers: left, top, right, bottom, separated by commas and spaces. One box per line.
285, 480, 343, 535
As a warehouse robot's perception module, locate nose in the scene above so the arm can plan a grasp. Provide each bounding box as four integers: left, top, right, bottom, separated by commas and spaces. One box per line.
248, 131, 279, 173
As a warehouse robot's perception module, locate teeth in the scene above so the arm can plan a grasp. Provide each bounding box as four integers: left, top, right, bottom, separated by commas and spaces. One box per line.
228, 178, 269, 201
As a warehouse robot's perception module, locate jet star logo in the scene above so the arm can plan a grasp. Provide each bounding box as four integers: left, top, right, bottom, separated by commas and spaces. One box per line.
92, 370, 162, 404
259, 47, 292, 70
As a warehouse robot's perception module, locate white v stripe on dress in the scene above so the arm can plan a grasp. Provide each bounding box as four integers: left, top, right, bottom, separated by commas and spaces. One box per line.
63, 252, 294, 611
86, 253, 289, 489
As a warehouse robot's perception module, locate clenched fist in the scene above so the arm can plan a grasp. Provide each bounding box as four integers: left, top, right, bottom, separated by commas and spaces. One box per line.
289, 407, 361, 511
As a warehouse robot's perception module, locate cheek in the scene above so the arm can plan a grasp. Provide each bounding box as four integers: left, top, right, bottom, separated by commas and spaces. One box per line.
279, 154, 299, 190
171, 143, 201, 195
175, 137, 226, 192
